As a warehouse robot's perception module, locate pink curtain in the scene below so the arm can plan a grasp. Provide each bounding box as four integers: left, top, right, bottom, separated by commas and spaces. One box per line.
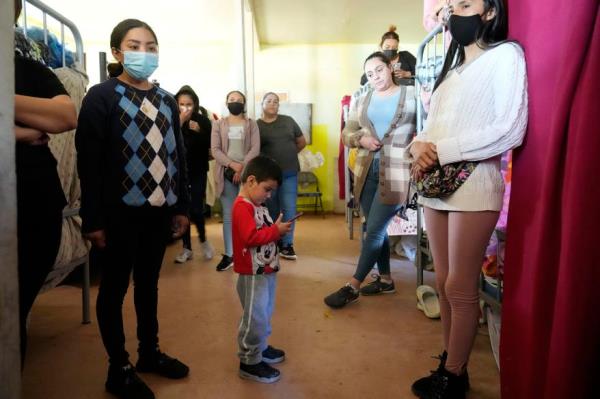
501, 1, 600, 398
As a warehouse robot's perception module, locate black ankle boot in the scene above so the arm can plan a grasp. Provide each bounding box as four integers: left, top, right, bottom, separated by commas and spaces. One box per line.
417, 367, 468, 399
412, 351, 447, 397
412, 352, 470, 398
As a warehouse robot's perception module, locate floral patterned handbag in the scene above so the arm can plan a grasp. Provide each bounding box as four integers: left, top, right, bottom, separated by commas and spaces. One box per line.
413, 161, 479, 198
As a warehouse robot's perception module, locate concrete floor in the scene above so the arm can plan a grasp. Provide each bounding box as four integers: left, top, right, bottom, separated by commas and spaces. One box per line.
22, 214, 500, 399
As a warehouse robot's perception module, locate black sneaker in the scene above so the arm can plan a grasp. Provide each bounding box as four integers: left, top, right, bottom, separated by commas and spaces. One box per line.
360, 274, 396, 295
280, 245, 297, 260
262, 345, 285, 364
136, 350, 189, 379
215, 255, 233, 271
324, 284, 359, 308
415, 367, 468, 399
412, 352, 470, 399
105, 363, 155, 399
239, 361, 281, 383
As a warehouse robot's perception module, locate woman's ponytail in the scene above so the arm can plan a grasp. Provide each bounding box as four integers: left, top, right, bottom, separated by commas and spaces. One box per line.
107, 62, 123, 78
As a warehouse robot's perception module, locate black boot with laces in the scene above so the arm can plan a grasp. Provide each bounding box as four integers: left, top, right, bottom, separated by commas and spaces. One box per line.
415, 366, 468, 399
412, 351, 469, 398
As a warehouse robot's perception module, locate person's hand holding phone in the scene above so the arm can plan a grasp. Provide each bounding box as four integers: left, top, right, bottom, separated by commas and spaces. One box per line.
287, 212, 303, 222
274, 213, 292, 236
393, 69, 412, 79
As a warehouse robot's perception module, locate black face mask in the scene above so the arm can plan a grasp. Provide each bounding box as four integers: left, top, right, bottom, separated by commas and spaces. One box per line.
227, 102, 244, 116
448, 14, 483, 46
383, 49, 398, 60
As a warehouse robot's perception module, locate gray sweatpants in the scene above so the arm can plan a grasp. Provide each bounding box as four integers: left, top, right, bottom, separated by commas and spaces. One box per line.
236, 273, 277, 365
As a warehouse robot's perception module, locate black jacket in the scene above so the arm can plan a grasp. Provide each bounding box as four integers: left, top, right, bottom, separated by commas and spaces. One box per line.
182, 113, 212, 177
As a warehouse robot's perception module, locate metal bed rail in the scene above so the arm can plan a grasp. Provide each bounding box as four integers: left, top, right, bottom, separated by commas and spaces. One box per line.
414, 24, 446, 286
21, 0, 85, 69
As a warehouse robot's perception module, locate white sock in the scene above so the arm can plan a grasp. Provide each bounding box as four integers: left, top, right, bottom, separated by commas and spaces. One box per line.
345, 283, 359, 294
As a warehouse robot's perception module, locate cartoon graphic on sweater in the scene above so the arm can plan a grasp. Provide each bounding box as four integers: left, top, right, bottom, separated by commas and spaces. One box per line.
246, 205, 280, 274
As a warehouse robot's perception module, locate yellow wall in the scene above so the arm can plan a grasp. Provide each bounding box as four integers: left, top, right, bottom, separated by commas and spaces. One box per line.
254, 43, 418, 212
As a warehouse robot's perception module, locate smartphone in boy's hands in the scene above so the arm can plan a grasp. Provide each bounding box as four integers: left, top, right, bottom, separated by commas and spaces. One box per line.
287, 212, 303, 222
274, 213, 292, 236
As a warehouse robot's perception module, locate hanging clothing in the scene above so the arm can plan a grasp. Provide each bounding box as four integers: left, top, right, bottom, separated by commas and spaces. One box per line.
338, 95, 352, 200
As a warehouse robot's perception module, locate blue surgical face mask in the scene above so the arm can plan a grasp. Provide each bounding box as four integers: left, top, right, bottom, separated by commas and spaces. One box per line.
122, 51, 158, 80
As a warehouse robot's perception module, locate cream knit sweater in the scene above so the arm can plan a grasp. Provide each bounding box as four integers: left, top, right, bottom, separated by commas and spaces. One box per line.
414, 42, 528, 211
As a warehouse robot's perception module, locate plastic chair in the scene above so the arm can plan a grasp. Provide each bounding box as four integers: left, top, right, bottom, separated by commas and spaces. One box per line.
297, 171, 324, 215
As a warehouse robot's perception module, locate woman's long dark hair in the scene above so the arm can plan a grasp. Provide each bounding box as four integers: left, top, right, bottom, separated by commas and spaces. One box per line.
433, 0, 508, 91
364, 51, 391, 68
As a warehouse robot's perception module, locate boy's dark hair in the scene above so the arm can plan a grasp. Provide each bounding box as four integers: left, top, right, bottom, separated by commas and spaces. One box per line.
242, 156, 282, 186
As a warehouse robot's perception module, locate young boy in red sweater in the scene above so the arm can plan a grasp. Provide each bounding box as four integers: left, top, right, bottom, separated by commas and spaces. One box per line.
233, 156, 292, 383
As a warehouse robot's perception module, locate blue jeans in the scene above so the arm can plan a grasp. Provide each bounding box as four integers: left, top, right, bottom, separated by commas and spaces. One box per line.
220, 179, 240, 257
353, 162, 401, 282
265, 172, 298, 247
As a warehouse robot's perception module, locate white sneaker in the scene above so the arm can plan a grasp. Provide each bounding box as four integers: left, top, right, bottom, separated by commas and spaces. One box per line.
175, 249, 193, 263
201, 241, 215, 260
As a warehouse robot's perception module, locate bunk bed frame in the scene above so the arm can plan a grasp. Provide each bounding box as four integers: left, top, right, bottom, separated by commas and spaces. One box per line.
414, 24, 445, 287
21, 0, 90, 324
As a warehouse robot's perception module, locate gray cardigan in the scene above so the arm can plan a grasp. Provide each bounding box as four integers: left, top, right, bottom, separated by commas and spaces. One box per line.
211, 117, 260, 197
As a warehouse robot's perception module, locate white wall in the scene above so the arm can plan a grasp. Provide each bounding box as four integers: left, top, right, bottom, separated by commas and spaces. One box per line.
33, 0, 425, 211
40, 0, 244, 114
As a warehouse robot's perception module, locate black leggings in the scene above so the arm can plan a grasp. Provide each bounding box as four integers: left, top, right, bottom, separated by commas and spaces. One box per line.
96, 206, 171, 366
18, 202, 63, 364
182, 174, 207, 249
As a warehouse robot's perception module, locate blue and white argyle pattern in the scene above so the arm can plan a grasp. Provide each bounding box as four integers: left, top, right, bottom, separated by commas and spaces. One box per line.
115, 83, 178, 207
